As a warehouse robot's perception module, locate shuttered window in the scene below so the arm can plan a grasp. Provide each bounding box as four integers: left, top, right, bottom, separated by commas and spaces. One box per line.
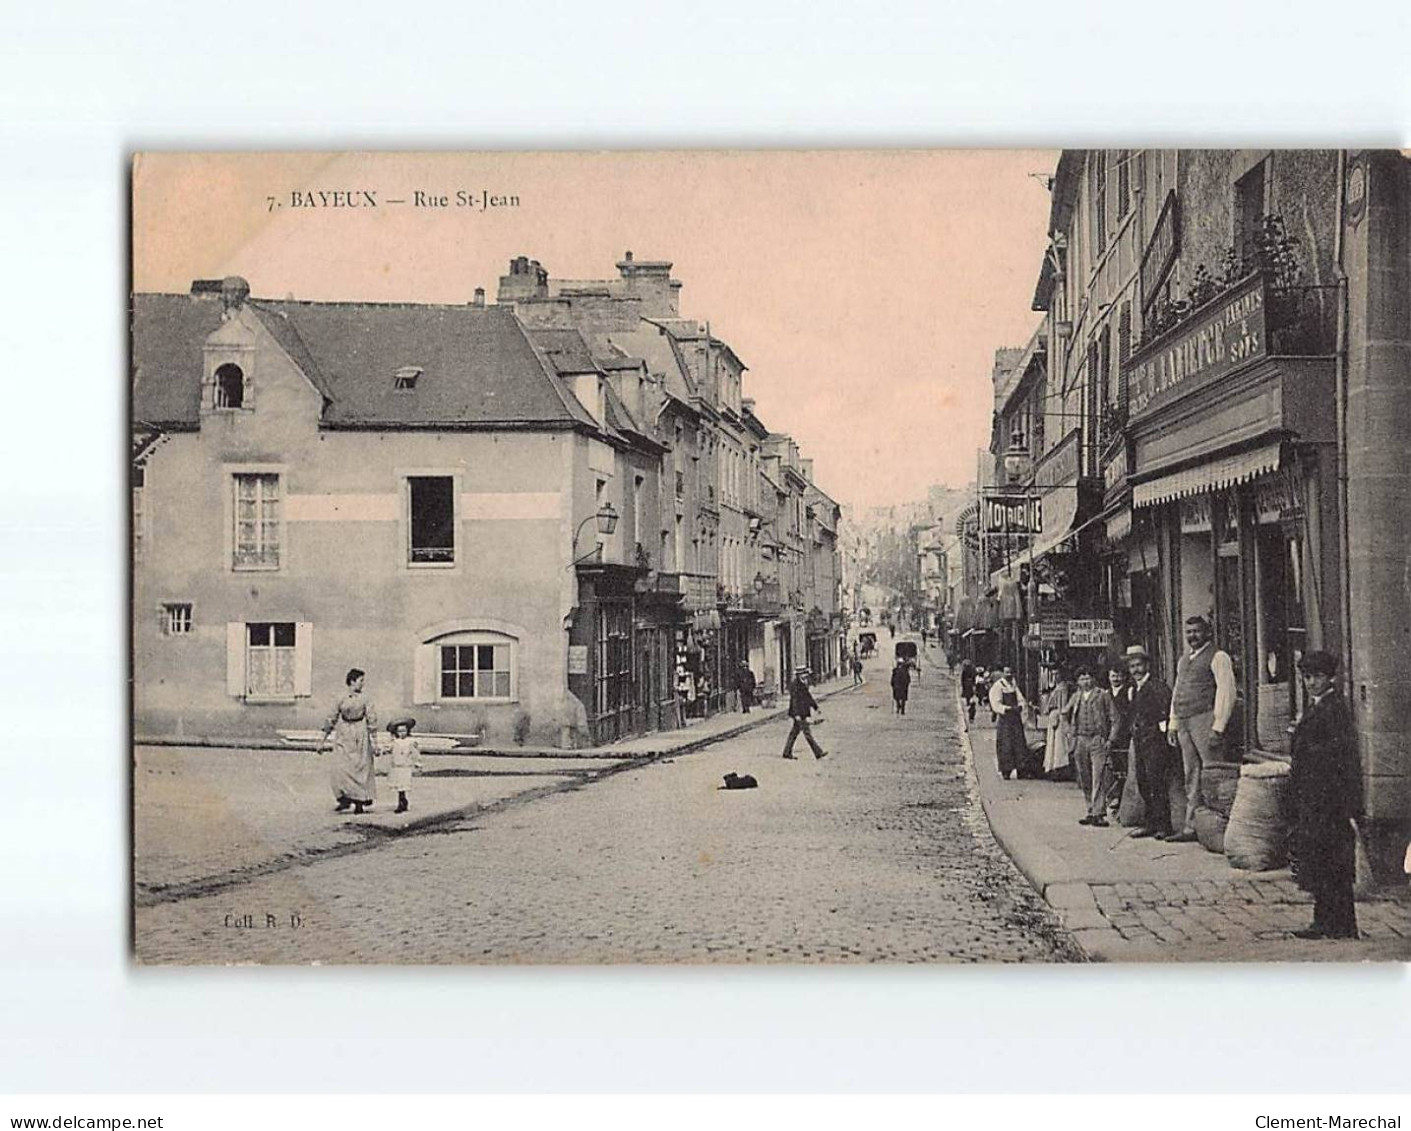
227, 621, 312, 700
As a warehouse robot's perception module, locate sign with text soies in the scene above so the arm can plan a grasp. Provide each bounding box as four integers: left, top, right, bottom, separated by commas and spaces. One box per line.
981, 493, 1043, 536
1067, 619, 1114, 648
1128, 274, 1267, 421
1141, 190, 1179, 310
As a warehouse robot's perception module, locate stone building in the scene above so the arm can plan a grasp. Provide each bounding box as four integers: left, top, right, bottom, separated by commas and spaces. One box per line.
1021, 149, 1411, 877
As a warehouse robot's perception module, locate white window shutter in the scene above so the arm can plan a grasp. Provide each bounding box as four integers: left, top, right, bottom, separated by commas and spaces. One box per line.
226, 623, 246, 697
413, 643, 438, 705
294, 622, 314, 697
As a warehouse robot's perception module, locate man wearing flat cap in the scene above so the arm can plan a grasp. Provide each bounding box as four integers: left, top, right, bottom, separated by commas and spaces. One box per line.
1289, 650, 1362, 940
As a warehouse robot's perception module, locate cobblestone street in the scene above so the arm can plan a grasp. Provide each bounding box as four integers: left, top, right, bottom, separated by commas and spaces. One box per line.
134, 657, 1081, 964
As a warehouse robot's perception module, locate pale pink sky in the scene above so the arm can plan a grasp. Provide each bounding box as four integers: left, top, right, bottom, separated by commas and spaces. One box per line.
133, 151, 1057, 511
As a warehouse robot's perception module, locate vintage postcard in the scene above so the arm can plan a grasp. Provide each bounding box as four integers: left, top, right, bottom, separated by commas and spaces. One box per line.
131, 150, 1411, 964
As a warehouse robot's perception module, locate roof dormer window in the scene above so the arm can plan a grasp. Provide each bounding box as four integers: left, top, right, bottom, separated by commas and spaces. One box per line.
214, 363, 245, 409
393, 366, 422, 391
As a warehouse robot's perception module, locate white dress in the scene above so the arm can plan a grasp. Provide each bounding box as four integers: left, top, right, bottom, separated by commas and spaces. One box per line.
387, 736, 420, 792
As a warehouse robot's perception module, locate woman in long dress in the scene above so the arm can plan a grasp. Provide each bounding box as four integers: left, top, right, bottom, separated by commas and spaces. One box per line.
1042, 667, 1074, 776
323, 667, 377, 814
989, 665, 1030, 780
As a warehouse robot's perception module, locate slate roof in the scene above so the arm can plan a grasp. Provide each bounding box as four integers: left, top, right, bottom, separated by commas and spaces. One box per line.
131, 292, 598, 430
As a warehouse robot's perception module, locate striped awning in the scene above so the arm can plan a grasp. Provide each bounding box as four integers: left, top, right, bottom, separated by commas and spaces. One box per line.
1132, 442, 1283, 509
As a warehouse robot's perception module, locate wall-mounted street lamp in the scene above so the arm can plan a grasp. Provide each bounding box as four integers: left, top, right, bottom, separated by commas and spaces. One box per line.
570, 503, 619, 565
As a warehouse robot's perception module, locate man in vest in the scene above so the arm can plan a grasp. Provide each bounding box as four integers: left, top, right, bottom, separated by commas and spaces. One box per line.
1164, 614, 1237, 843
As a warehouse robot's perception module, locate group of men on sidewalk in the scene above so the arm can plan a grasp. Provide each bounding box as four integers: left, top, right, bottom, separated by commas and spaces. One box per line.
972, 614, 1364, 941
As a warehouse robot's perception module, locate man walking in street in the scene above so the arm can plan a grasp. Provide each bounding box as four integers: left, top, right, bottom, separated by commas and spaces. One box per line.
1166, 615, 1237, 843
960, 658, 977, 722
850, 647, 863, 685
1065, 667, 1117, 827
1126, 644, 1175, 839
891, 658, 912, 715
1289, 650, 1362, 940
782, 666, 828, 760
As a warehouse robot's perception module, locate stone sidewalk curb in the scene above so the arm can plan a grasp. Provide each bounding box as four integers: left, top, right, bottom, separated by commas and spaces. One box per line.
954, 683, 1136, 962
136, 679, 864, 907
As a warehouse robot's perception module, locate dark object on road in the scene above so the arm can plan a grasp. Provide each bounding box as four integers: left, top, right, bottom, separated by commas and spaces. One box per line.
895, 641, 917, 664
721, 772, 758, 790
858, 631, 877, 659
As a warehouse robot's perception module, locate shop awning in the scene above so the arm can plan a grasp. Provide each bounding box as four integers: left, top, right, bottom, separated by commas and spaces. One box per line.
1132, 441, 1283, 509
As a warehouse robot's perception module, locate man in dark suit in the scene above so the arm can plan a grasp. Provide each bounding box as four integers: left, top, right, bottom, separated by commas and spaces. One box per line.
1289, 650, 1362, 940
1125, 644, 1175, 839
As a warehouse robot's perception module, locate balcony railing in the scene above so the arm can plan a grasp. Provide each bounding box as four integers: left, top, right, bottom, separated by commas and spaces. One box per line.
1126, 273, 1336, 424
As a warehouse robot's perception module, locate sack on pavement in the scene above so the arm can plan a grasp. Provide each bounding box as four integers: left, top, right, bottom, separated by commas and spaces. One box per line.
1117, 765, 1145, 827
721, 772, 758, 790
1200, 762, 1241, 819
1194, 806, 1228, 854
1224, 762, 1290, 871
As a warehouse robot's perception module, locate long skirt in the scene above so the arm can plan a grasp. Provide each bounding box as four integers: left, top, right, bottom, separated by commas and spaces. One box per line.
1043, 719, 1073, 774
996, 712, 1028, 777
329, 718, 375, 803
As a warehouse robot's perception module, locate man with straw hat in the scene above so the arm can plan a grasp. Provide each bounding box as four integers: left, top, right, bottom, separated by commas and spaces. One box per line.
782, 665, 828, 761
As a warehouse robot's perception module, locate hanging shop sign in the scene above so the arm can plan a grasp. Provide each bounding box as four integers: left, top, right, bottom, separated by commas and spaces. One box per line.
1067, 618, 1115, 648
982, 493, 1043, 536
1128, 274, 1267, 421
1038, 620, 1068, 644
1141, 191, 1180, 310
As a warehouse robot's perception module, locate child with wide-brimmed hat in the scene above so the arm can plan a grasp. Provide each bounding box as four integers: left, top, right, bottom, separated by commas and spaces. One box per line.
385, 717, 423, 814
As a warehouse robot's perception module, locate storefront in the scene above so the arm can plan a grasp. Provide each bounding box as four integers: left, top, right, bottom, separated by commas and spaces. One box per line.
1125, 273, 1339, 761
571, 561, 648, 746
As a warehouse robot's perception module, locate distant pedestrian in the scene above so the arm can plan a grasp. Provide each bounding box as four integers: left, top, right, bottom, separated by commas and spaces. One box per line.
1064, 669, 1117, 827
974, 666, 990, 723
386, 716, 423, 814
737, 661, 758, 714
989, 665, 1029, 780
1125, 645, 1176, 840
851, 650, 863, 685
960, 659, 976, 721
782, 666, 828, 760
322, 667, 377, 814
1290, 650, 1362, 940
890, 659, 912, 715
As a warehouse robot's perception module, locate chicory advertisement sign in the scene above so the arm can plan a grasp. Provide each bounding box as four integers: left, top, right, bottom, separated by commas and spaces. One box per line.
1128, 275, 1267, 421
